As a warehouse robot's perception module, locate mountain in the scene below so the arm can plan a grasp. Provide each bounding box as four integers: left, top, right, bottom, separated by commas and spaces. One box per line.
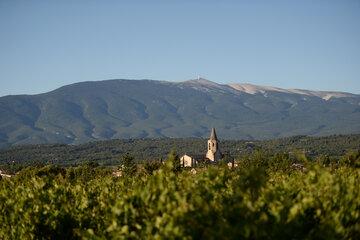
0, 78, 359, 148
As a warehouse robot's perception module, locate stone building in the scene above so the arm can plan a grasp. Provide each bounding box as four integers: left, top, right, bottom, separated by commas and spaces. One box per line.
180, 154, 203, 167
180, 128, 222, 167
205, 128, 222, 162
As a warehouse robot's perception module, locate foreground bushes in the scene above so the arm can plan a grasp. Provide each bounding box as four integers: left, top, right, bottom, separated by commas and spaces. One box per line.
0, 156, 359, 239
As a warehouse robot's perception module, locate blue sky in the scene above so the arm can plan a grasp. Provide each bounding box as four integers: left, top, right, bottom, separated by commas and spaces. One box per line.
0, 0, 359, 96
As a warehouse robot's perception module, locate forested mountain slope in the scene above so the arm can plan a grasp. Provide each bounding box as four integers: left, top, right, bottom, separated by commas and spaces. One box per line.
0, 78, 359, 148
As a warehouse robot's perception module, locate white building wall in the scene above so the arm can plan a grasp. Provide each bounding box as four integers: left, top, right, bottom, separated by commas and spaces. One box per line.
180, 155, 194, 167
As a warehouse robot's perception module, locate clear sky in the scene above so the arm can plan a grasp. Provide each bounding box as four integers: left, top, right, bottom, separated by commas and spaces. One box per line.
0, 0, 359, 96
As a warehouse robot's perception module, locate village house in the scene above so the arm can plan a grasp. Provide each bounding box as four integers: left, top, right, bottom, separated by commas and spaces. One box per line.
0, 169, 12, 178
180, 154, 204, 167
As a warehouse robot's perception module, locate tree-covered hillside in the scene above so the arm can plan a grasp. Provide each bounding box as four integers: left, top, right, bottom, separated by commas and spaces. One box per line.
0, 134, 359, 170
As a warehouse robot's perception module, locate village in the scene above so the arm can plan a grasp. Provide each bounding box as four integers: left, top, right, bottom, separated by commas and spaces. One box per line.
179, 128, 237, 169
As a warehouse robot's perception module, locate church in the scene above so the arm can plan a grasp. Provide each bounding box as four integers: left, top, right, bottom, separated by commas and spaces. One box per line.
180, 128, 222, 167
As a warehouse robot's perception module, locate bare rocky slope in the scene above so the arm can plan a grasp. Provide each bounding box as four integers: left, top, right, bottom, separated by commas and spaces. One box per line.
0, 78, 359, 148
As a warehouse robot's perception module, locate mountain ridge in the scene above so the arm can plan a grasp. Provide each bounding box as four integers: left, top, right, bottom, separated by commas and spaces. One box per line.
183, 78, 358, 99
2, 78, 358, 98
0, 78, 359, 148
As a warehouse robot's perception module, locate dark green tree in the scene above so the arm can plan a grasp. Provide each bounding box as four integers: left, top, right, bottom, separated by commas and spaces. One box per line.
340, 150, 360, 168
220, 152, 234, 167
316, 155, 331, 167
121, 153, 137, 176
144, 160, 162, 175
166, 149, 181, 173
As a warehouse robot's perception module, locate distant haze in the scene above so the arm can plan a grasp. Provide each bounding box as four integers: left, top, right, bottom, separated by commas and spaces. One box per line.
0, 0, 360, 96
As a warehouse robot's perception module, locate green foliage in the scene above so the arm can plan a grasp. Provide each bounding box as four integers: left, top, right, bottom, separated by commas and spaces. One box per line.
219, 152, 234, 166
121, 153, 137, 176
0, 152, 359, 239
165, 149, 181, 173
143, 161, 162, 175
340, 150, 360, 168
316, 154, 332, 167
1, 134, 359, 167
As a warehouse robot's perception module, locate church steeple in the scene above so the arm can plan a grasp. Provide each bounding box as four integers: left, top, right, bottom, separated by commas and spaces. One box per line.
206, 128, 222, 162
209, 128, 218, 141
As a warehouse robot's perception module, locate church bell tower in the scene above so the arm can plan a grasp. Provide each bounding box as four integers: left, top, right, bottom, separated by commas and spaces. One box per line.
206, 128, 222, 162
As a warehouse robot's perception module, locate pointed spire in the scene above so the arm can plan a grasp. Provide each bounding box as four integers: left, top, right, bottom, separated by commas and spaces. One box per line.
209, 128, 218, 141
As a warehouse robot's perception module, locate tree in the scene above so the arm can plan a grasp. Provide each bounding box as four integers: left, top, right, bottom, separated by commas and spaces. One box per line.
144, 161, 162, 175
166, 149, 181, 173
220, 152, 234, 167
121, 153, 137, 176
340, 150, 360, 168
